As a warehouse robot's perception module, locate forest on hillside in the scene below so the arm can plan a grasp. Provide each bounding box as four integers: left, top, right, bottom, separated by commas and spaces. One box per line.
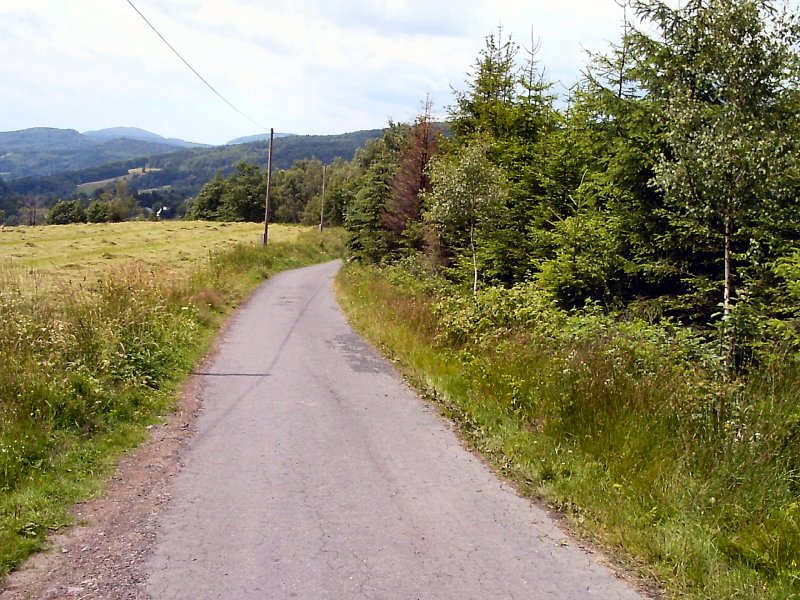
0, 129, 384, 225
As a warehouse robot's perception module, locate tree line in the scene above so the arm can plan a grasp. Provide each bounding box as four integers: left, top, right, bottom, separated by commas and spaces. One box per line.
0, 176, 190, 226
0, 130, 387, 223
187, 0, 800, 362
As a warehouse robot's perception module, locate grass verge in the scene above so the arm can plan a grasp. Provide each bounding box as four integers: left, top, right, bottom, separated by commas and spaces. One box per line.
336, 263, 800, 600
0, 226, 345, 576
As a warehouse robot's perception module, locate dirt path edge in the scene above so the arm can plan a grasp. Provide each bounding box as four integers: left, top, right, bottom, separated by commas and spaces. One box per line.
0, 334, 225, 599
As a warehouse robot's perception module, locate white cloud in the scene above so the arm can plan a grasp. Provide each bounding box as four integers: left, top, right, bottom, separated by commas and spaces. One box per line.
0, 0, 625, 145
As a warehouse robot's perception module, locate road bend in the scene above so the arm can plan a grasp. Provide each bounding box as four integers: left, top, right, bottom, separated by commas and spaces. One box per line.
145, 260, 644, 599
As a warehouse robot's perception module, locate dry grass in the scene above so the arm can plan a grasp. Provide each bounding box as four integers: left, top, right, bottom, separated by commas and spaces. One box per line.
0, 221, 302, 289
74, 167, 163, 194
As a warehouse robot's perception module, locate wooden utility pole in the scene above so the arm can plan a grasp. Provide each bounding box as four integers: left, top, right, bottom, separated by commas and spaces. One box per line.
262, 128, 274, 246
319, 164, 326, 231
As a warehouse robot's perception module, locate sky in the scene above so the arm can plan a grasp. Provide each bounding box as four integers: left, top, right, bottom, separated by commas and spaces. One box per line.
0, 1, 626, 146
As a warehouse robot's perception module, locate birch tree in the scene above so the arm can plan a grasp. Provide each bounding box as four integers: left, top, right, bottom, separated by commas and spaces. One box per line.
629, 0, 800, 322
424, 142, 507, 295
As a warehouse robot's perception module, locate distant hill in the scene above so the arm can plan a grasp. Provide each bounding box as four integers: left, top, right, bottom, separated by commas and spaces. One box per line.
0, 127, 208, 179
0, 139, 183, 179
83, 127, 207, 148
7, 128, 387, 199
0, 128, 93, 153
227, 132, 295, 145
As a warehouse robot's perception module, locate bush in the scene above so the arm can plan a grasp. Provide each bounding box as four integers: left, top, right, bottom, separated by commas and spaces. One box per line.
46, 200, 86, 225
87, 200, 111, 223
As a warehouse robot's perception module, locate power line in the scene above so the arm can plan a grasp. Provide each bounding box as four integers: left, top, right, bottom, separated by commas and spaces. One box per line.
124, 0, 269, 132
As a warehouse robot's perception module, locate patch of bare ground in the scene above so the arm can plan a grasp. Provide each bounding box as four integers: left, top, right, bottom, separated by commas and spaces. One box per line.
0, 373, 203, 600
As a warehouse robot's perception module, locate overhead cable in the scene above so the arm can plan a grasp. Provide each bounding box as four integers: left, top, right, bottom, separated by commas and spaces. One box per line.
125, 0, 269, 132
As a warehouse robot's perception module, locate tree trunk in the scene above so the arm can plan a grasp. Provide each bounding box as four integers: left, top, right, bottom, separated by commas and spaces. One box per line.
470, 222, 478, 297
722, 200, 734, 374
723, 201, 733, 319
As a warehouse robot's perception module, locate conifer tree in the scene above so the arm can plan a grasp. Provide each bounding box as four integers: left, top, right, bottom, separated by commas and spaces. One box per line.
381, 98, 440, 252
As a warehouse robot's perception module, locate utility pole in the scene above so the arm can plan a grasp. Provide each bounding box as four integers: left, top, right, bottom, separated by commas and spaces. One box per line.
262, 128, 274, 246
319, 164, 326, 231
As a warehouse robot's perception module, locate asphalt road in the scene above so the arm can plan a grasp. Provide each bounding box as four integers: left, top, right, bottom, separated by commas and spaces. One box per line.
145, 260, 645, 599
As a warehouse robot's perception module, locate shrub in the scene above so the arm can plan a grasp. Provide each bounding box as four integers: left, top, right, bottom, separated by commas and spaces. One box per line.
46, 200, 87, 225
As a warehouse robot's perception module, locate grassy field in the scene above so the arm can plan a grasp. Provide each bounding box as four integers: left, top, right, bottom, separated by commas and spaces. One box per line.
0, 221, 295, 286
75, 167, 163, 194
0, 223, 344, 576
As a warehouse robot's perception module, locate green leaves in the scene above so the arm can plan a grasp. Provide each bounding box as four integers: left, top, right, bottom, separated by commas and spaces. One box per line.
629, 0, 800, 323
424, 141, 508, 293
46, 200, 86, 225
338, 7, 800, 361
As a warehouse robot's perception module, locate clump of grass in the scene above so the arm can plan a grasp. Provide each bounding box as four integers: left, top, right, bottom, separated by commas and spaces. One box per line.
336, 263, 800, 600
0, 227, 344, 575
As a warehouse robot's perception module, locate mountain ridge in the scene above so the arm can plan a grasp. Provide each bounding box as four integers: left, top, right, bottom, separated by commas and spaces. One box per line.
0, 127, 208, 180
4, 128, 387, 200
227, 132, 295, 145
82, 127, 207, 149
0, 126, 209, 152
0, 127, 93, 153
0, 126, 387, 180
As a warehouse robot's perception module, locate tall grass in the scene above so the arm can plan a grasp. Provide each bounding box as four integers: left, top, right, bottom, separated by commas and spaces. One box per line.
337, 263, 800, 599
0, 227, 344, 575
